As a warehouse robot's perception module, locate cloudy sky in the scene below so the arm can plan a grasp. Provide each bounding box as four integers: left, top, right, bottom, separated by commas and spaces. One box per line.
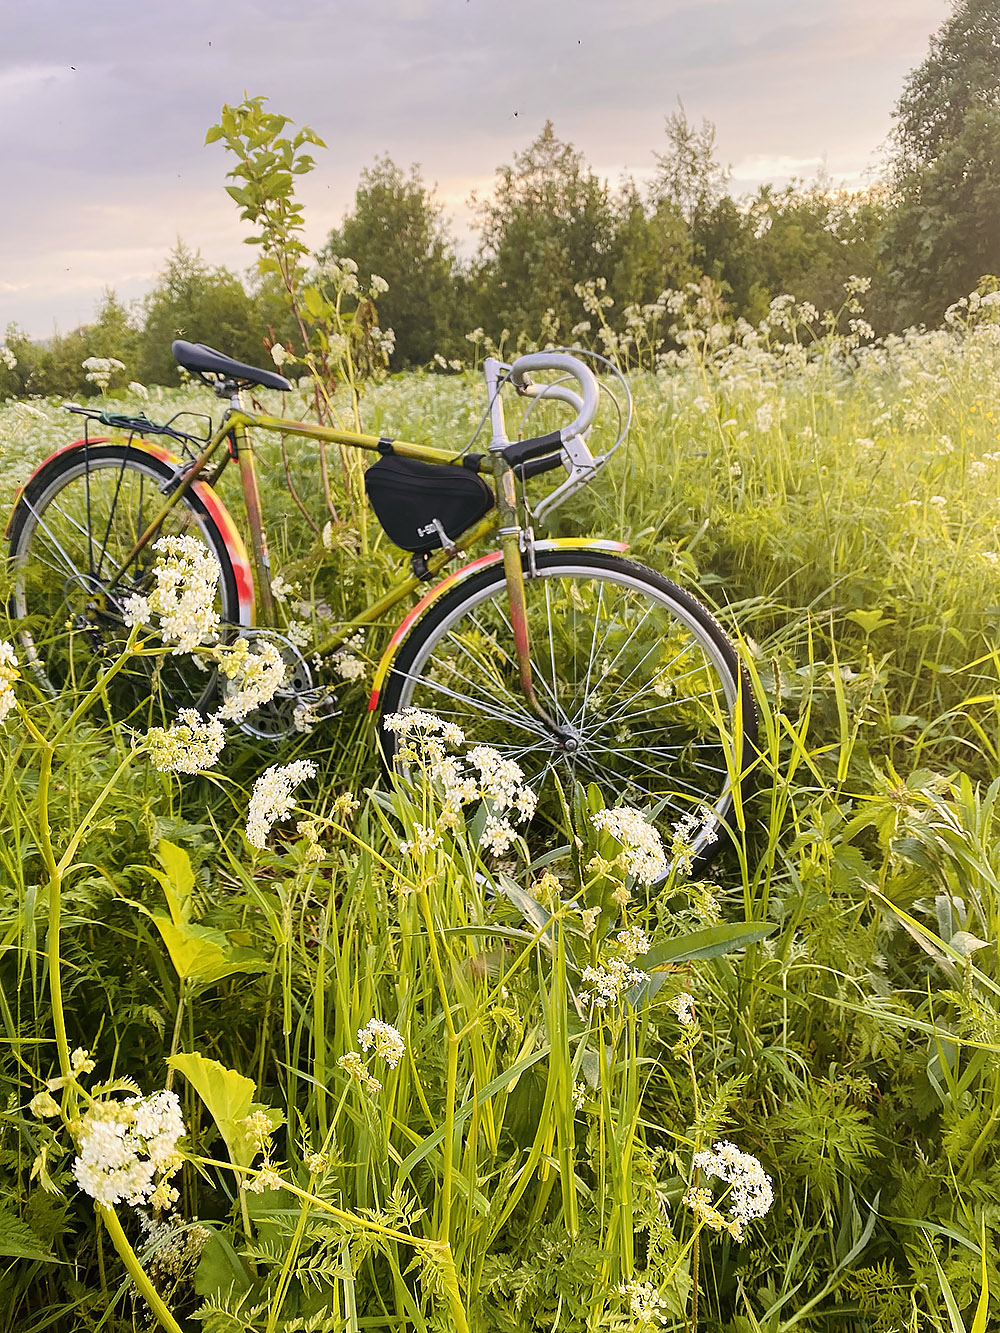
3, 0, 949, 339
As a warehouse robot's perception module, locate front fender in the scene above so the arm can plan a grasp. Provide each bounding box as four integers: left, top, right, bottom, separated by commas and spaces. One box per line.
7, 437, 256, 625
367, 538, 628, 712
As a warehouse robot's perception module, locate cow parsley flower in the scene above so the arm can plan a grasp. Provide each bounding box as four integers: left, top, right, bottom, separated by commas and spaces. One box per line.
337, 1051, 382, 1096
72, 1089, 185, 1208
123, 535, 220, 654
246, 760, 317, 848
617, 925, 649, 961
214, 638, 287, 722
692, 1140, 773, 1241
579, 956, 648, 1010
145, 709, 226, 774
618, 1278, 667, 1327
590, 807, 667, 884
82, 356, 126, 390
0, 641, 20, 722
382, 710, 536, 849
357, 1019, 405, 1069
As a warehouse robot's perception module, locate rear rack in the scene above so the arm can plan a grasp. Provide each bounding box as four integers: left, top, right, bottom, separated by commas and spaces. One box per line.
62, 402, 213, 460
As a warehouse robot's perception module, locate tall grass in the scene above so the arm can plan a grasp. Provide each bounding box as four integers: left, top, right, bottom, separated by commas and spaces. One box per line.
1, 292, 1000, 1331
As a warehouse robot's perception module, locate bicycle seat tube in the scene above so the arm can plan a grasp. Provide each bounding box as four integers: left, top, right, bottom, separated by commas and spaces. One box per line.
226, 393, 277, 626
484, 359, 569, 741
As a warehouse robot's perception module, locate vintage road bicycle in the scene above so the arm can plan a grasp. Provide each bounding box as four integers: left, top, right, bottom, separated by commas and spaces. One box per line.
6, 340, 756, 860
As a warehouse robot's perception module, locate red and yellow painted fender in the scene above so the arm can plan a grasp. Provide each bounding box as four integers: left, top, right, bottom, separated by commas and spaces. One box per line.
367, 537, 629, 712
8, 437, 256, 625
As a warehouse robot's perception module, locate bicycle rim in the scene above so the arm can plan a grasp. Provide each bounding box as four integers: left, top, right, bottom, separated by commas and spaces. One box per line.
8, 447, 239, 723
381, 551, 753, 863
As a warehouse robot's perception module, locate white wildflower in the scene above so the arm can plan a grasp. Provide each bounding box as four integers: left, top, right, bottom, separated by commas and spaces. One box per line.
71, 1047, 96, 1075
579, 906, 602, 936
29, 1091, 61, 1118
128, 381, 149, 400
331, 650, 366, 681
370, 273, 389, 295
617, 925, 650, 961
0, 641, 20, 722
669, 992, 697, 1026
214, 638, 288, 722
618, 1278, 667, 1327
72, 1089, 185, 1208
591, 806, 667, 884
579, 956, 648, 1010
269, 574, 299, 602
337, 1051, 381, 1095
246, 760, 317, 848
0, 343, 17, 371
692, 1140, 773, 1241
123, 535, 220, 654
145, 709, 226, 774
357, 1019, 405, 1069
82, 356, 126, 390
400, 822, 442, 856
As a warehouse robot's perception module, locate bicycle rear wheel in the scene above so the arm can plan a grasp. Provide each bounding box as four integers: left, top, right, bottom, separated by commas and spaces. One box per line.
380, 550, 755, 865
7, 444, 240, 723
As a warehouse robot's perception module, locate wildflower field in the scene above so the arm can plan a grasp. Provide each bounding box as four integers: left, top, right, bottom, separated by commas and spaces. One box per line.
2, 287, 1000, 1333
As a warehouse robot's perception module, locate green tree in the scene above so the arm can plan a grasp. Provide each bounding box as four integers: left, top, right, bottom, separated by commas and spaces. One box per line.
473, 121, 621, 341
609, 181, 697, 312
882, 0, 1000, 325
323, 156, 462, 367
137, 241, 280, 385
651, 106, 730, 226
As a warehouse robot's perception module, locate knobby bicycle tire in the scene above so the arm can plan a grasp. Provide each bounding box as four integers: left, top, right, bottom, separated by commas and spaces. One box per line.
7, 444, 240, 722
379, 550, 756, 867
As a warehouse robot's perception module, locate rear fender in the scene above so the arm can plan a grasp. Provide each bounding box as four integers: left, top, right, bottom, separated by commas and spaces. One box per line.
367, 537, 629, 712
6, 437, 255, 625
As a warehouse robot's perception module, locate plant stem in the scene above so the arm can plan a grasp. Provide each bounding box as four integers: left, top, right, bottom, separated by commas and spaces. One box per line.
22, 716, 69, 1078
417, 886, 459, 1243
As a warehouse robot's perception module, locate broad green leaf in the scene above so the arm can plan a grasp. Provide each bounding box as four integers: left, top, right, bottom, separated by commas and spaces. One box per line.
194, 1230, 252, 1302
846, 608, 892, 635
149, 915, 265, 986
643, 922, 776, 970
154, 839, 196, 925
168, 1053, 261, 1167
0, 1204, 56, 1262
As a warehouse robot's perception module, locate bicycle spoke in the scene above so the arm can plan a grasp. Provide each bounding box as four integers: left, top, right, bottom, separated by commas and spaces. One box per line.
391, 667, 552, 739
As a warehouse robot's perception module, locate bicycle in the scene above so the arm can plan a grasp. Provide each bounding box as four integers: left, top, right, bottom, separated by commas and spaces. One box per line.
6, 340, 756, 861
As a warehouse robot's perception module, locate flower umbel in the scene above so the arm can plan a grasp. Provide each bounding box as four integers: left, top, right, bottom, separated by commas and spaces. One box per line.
214, 637, 288, 722
145, 709, 226, 774
690, 1140, 773, 1242
72, 1089, 185, 1209
246, 760, 317, 848
123, 535, 220, 654
357, 1019, 405, 1069
591, 806, 667, 884
0, 641, 20, 722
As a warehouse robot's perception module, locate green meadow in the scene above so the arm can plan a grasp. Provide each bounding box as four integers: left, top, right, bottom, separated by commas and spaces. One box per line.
2, 286, 1000, 1333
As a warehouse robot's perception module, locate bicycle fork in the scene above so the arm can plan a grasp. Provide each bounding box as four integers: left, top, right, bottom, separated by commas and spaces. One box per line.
493, 458, 576, 749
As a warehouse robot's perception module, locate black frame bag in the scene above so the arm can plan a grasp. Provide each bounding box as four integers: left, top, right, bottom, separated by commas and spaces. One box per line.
364, 455, 495, 553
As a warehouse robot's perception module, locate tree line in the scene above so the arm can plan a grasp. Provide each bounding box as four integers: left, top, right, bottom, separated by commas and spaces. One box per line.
2, 0, 997, 400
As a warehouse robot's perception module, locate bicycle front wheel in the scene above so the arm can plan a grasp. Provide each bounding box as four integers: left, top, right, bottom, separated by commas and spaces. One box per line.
380, 550, 755, 863
8, 444, 241, 722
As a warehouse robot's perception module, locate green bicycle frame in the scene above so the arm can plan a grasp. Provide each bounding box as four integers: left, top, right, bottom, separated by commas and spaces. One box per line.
108, 386, 558, 725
